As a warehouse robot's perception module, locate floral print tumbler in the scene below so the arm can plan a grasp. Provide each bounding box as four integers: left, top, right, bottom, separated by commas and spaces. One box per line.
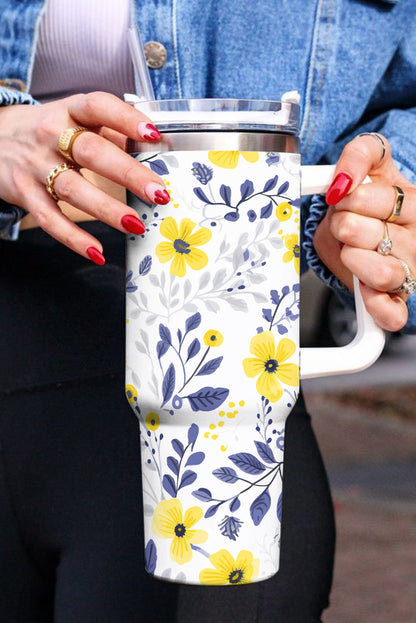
124, 98, 384, 585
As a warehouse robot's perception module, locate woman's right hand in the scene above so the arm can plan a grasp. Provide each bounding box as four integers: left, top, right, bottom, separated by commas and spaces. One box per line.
0, 91, 169, 264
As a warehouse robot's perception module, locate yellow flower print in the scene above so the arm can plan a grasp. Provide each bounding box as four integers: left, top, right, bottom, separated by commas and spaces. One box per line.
242, 332, 299, 403
155, 217, 212, 278
125, 384, 138, 405
203, 330, 224, 347
152, 498, 208, 565
199, 549, 260, 585
282, 233, 300, 274
145, 412, 160, 431
276, 201, 293, 221
208, 151, 259, 169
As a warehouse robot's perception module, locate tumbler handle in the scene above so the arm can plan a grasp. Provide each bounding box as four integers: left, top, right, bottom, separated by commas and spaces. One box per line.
300, 164, 385, 379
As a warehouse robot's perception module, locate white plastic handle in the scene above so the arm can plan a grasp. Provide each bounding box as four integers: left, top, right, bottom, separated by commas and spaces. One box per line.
300, 165, 385, 379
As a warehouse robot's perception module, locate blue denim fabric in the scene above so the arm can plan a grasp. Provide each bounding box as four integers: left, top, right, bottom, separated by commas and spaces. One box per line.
1, 0, 416, 330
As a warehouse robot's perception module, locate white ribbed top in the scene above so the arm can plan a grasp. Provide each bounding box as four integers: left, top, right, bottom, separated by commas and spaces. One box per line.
30, 0, 135, 102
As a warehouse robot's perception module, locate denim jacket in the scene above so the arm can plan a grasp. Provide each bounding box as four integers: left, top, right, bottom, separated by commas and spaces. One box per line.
1, 0, 416, 331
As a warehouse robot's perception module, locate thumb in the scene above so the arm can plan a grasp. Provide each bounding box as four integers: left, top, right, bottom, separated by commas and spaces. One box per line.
326, 133, 392, 206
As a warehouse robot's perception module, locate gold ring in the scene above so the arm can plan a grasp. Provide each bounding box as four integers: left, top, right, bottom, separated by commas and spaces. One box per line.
377, 221, 392, 256
386, 185, 404, 223
391, 259, 416, 295
46, 162, 79, 201
58, 126, 88, 164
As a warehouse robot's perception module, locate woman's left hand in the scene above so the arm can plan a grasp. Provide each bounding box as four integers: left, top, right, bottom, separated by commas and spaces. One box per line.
313, 133, 416, 333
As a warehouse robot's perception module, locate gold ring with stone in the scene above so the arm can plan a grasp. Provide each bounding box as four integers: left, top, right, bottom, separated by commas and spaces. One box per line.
391, 259, 416, 295
386, 185, 404, 223
46, 162, 79, 201
377, 221, 393, 256
58, 126, 88, 164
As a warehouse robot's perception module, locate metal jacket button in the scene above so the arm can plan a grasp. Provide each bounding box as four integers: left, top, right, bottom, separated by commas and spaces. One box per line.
144, 41, 168, 69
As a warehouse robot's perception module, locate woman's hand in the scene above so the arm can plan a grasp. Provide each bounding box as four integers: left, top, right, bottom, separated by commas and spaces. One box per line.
313, 133, 416, 332
0, 92, 169, 264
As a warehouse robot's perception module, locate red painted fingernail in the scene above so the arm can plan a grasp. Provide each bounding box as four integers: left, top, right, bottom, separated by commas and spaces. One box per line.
86, 247, 106, 265
121, 214, 146, 235
326, 172, 353, 205
138, 122, 161, 142
145, 182, 170, 205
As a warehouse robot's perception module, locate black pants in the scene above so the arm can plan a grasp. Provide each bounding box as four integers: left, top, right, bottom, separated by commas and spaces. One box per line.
0, 225, 335, 622
0, 380, 334, 623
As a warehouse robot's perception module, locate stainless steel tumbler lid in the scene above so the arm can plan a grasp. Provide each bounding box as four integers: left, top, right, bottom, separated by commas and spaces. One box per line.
129, 131, 299, 154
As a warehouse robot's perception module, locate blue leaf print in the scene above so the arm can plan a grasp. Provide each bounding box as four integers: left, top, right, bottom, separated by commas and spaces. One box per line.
149, 159, 169, 175
193, 187, 213, 204
282, 286, 290, 296
145, 540, 157, 575
172, 439, 184, 457
220, 184, 232, 205
277, 492, 282, 522
163, 474, 177, 497
240, 179, 254, 201
205, 503, 222, 518
278, 181, 289, 195
126, 281, 138, 293
126, 270, 133, 281
250, 490, 271, 526
186, 338, 201, 362
196, 356, 223, 376
159, 324, 172, 344
157, 340, 170, 359
139, 255, 152, 276
243, 249, 250, 261
277, 324, 288, 335
179, 470, 197, 490
247, 210, 257, 222
290, 198, 301, 207
191, 162, 213, 185
270, 290, 281, 305
192, 487, 213, 502
185, 387, 229, 412
167, 456, 179, 475
229, 453, 266, 475
254, 441, 276, 464
230, 497, 241, 512
262, 308, 273, 323
266, 153, 280, 166
185, 452, 205, 466
224, 211, 240, 222
161, 364, 175, 407
187, 423, 199, 449
260, 201, 273, 219
213, 467, 239, 483
185, 312, 202, 332
263, 175, 278, 192
177, 329, 182, 345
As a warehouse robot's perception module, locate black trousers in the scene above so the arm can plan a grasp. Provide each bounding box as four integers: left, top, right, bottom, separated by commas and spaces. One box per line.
0, 381, 335, 623
0, 225, 335, 622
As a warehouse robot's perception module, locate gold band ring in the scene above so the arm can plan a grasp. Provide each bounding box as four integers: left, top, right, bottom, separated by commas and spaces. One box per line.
356, 132, 386, 165
377, 221, 392, 256
46, 162, 79, 201
391, 259, 416, 296
386, 185, 404, 223
58, 126, 88, 164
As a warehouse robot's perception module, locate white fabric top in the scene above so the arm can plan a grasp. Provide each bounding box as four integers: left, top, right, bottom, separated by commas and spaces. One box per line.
30, 0, 135, 102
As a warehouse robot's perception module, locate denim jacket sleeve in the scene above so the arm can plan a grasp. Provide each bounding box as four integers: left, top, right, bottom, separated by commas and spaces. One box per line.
303, 26, 416, 335
0, 86, 38, 240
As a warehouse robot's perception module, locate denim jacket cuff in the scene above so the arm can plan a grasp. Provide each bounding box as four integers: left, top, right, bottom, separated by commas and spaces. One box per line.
303, 194, 354, 308
0, 86, 38, 107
